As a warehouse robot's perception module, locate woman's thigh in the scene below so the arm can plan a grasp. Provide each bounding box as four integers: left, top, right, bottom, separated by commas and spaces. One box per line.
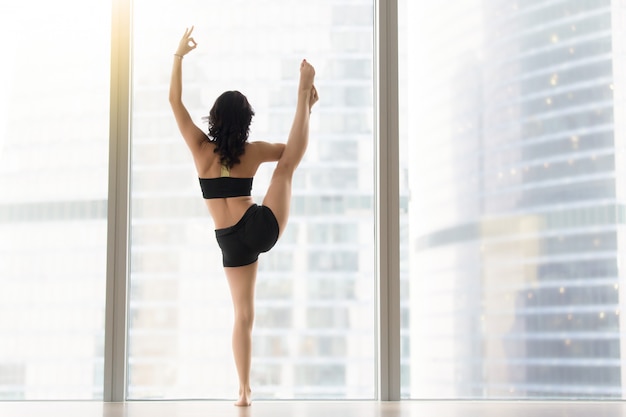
224, 262, 258, 317
261, 165, 293, 239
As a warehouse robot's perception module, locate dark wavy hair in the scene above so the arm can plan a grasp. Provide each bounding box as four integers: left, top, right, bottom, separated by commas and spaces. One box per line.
206, 90, 255, 168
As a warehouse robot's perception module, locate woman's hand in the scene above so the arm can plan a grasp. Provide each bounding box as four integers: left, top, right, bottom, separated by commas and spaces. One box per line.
175, 26, 197, 57
309, 85, 319, 112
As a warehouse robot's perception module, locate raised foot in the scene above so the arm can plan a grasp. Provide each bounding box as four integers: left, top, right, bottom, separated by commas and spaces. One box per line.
299, 59, 316, 92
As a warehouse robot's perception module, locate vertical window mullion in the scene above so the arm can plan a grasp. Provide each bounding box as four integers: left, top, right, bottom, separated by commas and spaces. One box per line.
104, 0, 132, 403
376, 0, 401, 401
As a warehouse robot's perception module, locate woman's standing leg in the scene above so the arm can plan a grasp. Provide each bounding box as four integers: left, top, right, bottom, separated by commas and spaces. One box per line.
223, 60, 317, 407
224, 262, 258, 406
263, 60, 318, 234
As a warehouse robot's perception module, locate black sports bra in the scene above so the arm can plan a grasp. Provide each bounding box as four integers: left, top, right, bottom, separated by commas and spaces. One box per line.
199, 164, 253, 199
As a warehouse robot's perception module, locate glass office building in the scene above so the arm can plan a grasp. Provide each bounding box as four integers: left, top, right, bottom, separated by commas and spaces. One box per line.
401, 0, 626, 398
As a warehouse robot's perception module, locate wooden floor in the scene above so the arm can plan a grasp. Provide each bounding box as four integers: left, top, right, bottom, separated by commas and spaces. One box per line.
1, 400, 625, 417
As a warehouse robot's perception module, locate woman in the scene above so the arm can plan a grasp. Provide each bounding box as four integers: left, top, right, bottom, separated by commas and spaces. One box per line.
169, 26, 318, 406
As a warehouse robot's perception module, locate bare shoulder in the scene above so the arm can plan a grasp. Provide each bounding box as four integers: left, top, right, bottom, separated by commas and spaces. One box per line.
247, 141, 285, 162
193, 140, 220, 176
195, 140, 217, 159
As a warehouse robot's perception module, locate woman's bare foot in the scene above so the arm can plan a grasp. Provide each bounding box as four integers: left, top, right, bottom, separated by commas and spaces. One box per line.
300, 59, 316, 92
234, 388, 252, 407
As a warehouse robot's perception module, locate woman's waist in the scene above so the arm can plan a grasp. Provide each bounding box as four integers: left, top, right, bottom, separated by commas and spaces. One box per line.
206, 197, 255, 229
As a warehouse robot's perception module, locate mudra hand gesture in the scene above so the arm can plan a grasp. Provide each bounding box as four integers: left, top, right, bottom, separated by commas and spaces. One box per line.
175, 26, 197, 58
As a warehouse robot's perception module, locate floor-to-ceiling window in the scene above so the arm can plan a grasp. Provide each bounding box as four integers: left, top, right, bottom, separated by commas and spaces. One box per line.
127, 0, 376, 399
0, 1, 111, 400
2, 0, 624, 402
399, 0, 625, 399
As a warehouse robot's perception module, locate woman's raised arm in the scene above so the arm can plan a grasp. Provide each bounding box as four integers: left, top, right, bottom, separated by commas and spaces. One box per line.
169, 26, 207, 154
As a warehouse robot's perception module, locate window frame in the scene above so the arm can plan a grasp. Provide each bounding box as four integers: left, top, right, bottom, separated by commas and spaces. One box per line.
103, 0, 132, 402
102, 0, 400, 402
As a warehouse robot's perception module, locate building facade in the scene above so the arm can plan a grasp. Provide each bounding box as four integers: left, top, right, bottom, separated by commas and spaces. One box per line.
404, 0, 624, 398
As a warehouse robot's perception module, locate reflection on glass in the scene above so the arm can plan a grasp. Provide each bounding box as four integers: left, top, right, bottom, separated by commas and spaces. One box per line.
400, 0, 624, 399
0, 1, 111, 400
128, 0, 375, 399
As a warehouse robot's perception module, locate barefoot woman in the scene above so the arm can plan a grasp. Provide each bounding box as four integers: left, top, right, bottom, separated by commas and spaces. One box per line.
169, 27, 318, 406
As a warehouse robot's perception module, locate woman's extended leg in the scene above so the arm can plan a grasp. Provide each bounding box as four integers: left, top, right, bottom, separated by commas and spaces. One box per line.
263, 60, 318, 235
224, 262, 258, 406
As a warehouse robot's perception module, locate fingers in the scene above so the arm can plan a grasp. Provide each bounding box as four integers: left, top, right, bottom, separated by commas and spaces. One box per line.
182, 26, 196, 42
179, 26, 198, 53
183, 26, 194, 37
311, 85, 319, 105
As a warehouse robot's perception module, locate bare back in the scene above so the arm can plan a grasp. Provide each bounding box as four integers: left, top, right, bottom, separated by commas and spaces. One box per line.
194, 141, 285, 228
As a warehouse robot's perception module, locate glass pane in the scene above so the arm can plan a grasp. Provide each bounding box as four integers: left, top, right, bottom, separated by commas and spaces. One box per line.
400, 0, 624, 399
0, 1, 111, 400
128, 0, 375, 399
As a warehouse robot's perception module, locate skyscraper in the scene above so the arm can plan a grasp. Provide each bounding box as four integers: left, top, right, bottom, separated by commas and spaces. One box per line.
403, 0, 624, 399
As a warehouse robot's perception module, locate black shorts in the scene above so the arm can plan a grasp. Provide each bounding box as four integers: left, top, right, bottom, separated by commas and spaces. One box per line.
215, 204, 280, 267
